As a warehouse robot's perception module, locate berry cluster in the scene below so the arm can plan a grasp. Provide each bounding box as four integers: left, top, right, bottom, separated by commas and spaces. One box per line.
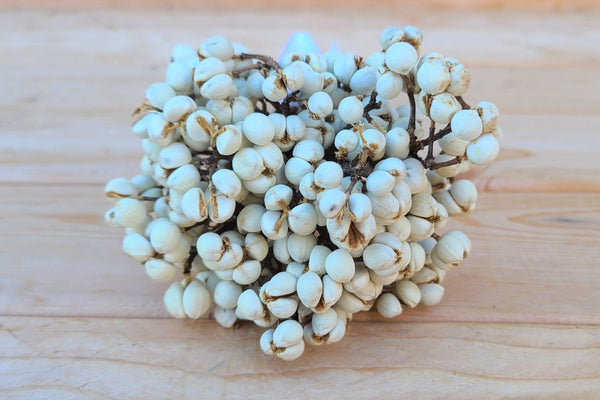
105, 26, 502, 361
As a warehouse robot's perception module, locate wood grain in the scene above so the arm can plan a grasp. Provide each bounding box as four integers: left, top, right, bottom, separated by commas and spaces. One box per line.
3, 0, 600, 11
2, 317, 600, 399
1, 3, 599, 398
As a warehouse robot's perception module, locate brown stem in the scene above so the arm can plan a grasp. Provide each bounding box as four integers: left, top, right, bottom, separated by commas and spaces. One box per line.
430, 156, 462, 170
340, 145, 373, 195
402, 75, 420, 159
346, 176, 359, 195
400, 75, 416, 136
407, 91, 416, 135
426, 120, 436, 162
232, 63, 262, 76
183, 247, 197, 276
433, 124, 452, 141
362, 91, 382, 123
240, 53, 280, 70
456, 96, 471, 110
416, 124, 451, 149
131, 101, 160, 124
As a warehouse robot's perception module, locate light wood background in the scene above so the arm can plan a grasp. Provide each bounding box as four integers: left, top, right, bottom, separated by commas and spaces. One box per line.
1, 1, 599, 398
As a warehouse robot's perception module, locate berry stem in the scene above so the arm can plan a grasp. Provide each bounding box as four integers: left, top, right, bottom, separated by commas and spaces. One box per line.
432, 124, 451, 141
131, 101, 160, 125
399, 75, 417, 136
183, 246, 197, 276
456, 96, 471, 110
426, 119, 436, 162
407, 91, 416, 136
402, 75, 419, 158
240, 53, 280, 70
231, 63, 263, 76
362, 91, 382, 123
416, 123, 451, 150
430, 156, 462, 169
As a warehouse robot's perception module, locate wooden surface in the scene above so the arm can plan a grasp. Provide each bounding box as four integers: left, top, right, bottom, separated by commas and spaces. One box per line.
1, 2, 600, 398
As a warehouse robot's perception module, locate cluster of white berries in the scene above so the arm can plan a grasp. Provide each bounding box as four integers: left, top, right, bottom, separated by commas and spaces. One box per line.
105, 26, 502, 361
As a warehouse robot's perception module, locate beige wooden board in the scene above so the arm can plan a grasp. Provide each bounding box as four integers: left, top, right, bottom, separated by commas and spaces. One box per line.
1, 2, 600, 398
2, 317, 600, 399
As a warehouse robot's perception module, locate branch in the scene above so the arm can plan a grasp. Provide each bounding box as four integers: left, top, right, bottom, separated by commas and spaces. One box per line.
402, 77, 416, 136
426, 119, 436, 162
362, 91, 382, 123
430, 156, 462, 170
231, 63, 263, 76
183, 246, 197, 276
432, 124, 452, 141
416, 123, 451, 149
402, 75, 420, 158
240, 53, 280, 70
456, 96, 471, 110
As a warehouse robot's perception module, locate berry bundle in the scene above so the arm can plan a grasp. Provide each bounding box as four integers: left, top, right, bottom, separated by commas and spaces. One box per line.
105, 26, 502, 361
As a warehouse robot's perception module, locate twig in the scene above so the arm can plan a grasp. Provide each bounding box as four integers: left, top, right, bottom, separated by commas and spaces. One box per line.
416, 124, 451, 149
402, 75, 421, 159
183, 247, 197, 276
430, 156, 462, 170
362, 91, 382, 123
426, 119, 436, 162
400, 75, 416, 135
433, 124, 452, 141
456, 96, 471, 110
232, 63, 263, 76
240, 53, 280, 70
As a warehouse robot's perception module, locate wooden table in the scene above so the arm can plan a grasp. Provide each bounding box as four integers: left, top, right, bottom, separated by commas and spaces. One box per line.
2, 1, 599, 398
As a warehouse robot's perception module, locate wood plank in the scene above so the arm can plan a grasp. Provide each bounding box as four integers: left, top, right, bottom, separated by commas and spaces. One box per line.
1, 4, 599, 398
1, 187, 598, 325
2, 9, 598, 69
2, 0, 599, 11
2, 317, 599, 399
